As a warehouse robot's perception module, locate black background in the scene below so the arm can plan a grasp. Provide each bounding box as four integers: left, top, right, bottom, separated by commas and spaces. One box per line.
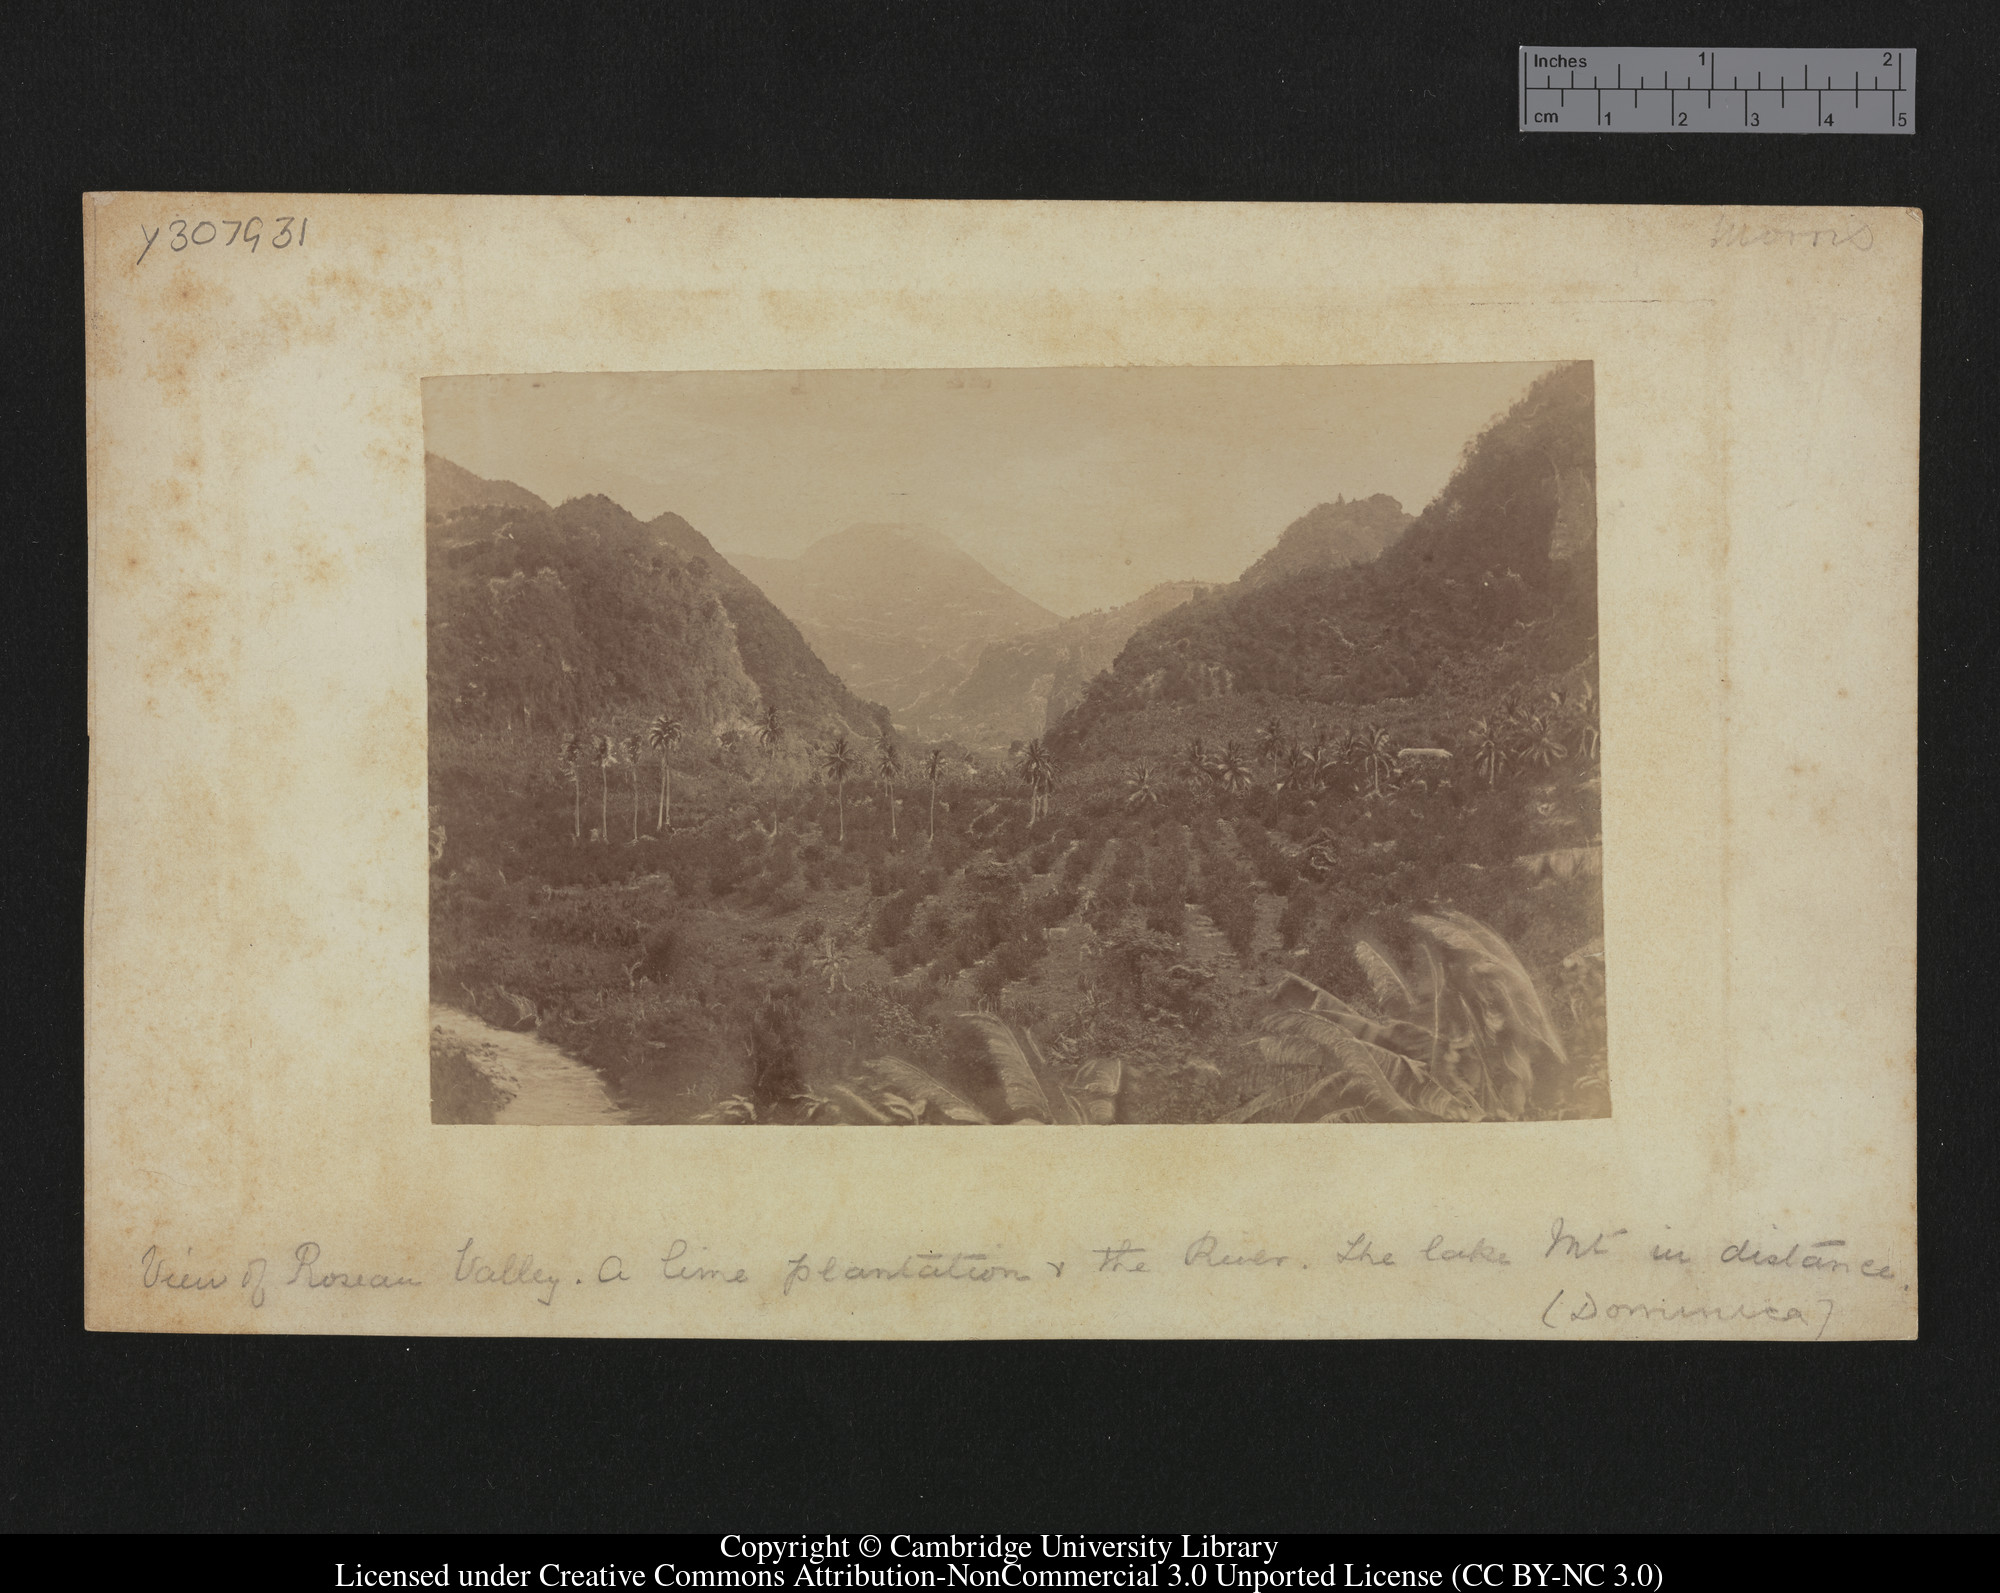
4, 0, 1994, 1535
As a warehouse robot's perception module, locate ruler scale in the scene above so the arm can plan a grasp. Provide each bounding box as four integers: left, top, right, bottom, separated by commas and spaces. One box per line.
1519, 47, 1914, 134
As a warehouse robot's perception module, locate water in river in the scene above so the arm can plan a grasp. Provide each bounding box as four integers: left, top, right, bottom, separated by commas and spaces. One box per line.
430, 1002, 629, 1125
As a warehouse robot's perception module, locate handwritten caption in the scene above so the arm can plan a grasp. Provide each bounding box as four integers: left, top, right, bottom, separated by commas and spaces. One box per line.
136, 1217, 1903, 1336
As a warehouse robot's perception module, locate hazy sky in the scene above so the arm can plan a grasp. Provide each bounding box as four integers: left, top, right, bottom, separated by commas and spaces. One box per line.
423, 363, 1555, 616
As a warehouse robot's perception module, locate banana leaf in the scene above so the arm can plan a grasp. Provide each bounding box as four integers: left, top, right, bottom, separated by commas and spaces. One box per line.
1354, 940, 1414, 1014
859, 1055, 992, 1124
1066, 1056, 1123, 1124
1256, 1011, 1430, 1123
954, 1012, 1053, 1123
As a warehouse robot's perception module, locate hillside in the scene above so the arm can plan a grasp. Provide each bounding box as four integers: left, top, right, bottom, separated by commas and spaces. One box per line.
427, 494, 762, 738
1237, 494, 1410, 588
1050, 362, 1597, 764
646, 511, 890, 737
903, 580, 1211, 748
424, 451, 549, 519
732, 524, 1059, 712
426, 483, 886, 744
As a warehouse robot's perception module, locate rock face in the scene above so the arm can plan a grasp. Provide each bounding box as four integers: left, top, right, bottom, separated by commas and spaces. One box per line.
732, 525, 1058, 712
1236, 495, 1411, 588
902, 580, 1212, 748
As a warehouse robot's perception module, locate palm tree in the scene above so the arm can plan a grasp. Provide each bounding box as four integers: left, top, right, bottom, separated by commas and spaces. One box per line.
876, 734, 901, 840
647, 714, 684, 831
1124, 764, 1160, 809
1214, 740, 1255, 797
1273, 744, 1314, 793
1020, 739, 1056, 825
1569, 682, 1601, 763
1182, 737, 1210, 788
923, 748, 946, 844
1355, 723, 1396, 798
1257, 716, 1288, 766
757, 704, 781, 751
1520, 713, 1569, 773
809, 933, 851, 994
558, 732, 584, 844
821, 736, 854, 841
1470, 718, 1506, 787
592, 734, 617, 843
622, 733, 644, 841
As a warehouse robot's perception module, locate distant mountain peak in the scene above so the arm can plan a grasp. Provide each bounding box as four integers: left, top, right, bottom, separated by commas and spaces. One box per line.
802, 522, 960, 560
424, 452, 549, 518
729, 526, 1058, 712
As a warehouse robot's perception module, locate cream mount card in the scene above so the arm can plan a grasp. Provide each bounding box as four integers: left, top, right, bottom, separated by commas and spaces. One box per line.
84, 197, 1917, 1337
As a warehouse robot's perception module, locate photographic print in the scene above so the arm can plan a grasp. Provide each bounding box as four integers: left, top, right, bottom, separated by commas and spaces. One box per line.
424, 363, 1605, 1129
85, 196, 1917, 1337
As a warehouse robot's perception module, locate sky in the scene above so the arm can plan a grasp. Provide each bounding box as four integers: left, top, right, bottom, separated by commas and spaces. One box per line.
423, 363, 1557, 617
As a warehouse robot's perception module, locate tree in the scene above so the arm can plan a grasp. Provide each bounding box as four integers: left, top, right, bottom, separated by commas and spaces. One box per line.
621, 734, 644, 841
648, 714, 685, 831
1214, 740, 1255, 797
1470, 718, 1506, 787
1273, 745, 1314, 794
757, 703, 782, 751
924, 748, 947, 844
876, 734, 901, 841
1020, 739, 1056, 825
1257, 716, 1288, 766
1520, 712, 1569, 773
558, 732, 584, 844
1124, 764, 1160, 809
1355, 723, 1396, 798
809, 933, 850, 994
821, 736, 854, 841
1569, 681, 1601, 763
1182, 737, 1210, 788
593, 733, 617, 843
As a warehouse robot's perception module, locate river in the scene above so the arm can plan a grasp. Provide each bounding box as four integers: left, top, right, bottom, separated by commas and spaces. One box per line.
430, 1002, 630, 1125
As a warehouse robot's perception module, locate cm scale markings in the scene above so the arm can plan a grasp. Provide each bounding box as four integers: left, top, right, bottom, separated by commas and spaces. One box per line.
1520, 47, 1913, 133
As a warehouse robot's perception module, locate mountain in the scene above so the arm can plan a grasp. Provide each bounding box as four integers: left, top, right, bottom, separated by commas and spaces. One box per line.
424, 465, 886, 741
731, 525, 1059, 713
1237, 494, 1410, 588
424, 451, 549, 518
902, 580, 1212, 748
1048, 362, 1598, 760
644, 511, 889, 737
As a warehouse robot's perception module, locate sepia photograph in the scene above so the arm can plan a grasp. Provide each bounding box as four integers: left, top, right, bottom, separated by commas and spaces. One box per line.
424, 362, 1605, 1128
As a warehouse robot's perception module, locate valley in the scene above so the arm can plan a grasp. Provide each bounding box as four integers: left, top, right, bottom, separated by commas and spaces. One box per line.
427, 362, 1605, 1129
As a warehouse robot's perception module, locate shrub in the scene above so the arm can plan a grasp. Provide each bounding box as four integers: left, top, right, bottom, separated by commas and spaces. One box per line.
1277, 886, 1316, 949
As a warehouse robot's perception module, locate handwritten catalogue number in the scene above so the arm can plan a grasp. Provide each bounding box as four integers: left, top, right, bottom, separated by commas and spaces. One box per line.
137, 215, 308, 265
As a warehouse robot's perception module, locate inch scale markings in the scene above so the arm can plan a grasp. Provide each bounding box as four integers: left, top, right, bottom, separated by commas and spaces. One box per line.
1520, 47, 1913, 133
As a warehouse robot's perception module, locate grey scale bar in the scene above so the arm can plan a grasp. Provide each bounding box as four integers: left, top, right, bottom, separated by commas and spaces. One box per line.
1520, 47, 1913, 133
